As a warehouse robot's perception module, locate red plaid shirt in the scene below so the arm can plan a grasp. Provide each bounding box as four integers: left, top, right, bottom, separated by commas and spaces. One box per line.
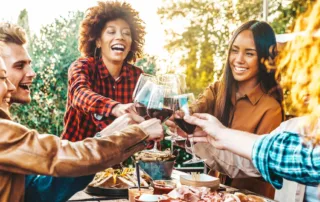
61, 57, 143, 141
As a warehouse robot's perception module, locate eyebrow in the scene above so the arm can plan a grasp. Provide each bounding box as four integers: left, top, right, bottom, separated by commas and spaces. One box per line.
106, 25, 130, 30
13, 60, 32, 65
232, 45, 256, 52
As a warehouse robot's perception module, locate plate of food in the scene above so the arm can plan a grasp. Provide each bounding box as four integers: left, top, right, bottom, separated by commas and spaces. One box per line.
167, 186, 271, 202
134, 150, 176, 180
85, 167, 152, 197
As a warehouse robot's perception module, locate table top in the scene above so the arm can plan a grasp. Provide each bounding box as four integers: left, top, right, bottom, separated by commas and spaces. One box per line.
68, 170, 275, 202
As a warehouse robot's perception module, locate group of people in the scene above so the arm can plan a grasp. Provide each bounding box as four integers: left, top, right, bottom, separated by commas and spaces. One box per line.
0, 0, 319, 202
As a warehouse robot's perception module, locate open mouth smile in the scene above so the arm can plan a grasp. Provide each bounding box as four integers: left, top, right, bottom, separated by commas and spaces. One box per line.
111, 44, 126, 52
19, 83, 32, 91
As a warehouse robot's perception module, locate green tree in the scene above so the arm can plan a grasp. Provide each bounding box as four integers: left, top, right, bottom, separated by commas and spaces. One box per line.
158, 0, 314, 96
158, 0, 261, 95
135, 54, 159, 75
17, 9, 31, 42
11, 11, 84, 135
269, 0, 316, 34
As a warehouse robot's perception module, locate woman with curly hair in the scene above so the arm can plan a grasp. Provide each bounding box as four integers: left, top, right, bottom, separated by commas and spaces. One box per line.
61, 1, 146, 141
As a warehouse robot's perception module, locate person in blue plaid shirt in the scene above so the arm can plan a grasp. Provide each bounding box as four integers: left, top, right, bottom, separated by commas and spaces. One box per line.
180, 0, 320, 200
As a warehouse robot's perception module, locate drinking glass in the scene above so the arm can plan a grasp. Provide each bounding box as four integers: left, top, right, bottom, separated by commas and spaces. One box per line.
133, 80, 157, 118
157, 74, 185, 150
147, 85, 175, 152
173, 93, 204, 164
132, 73, 157, 101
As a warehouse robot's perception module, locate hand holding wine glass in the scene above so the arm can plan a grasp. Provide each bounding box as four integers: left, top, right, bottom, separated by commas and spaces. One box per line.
173, 93, 205, 164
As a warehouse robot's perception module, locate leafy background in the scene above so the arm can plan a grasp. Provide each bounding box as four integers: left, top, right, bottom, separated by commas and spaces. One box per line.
11, 0, 314, 167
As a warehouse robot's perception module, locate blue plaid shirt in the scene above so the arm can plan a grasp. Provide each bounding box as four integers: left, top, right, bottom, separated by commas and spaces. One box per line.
252, 131, 320, 189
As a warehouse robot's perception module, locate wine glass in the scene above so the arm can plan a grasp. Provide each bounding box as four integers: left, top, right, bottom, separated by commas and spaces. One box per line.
133, 80, 157, 118
147, 85, 175, 152
173, 93, 204, 164
157, 74, 185, 148
132, 73, 157, 101
157, 73, 185, 95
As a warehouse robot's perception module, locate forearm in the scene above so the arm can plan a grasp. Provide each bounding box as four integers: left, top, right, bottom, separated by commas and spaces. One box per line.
68, 61, 119, 116
194, 143, 261, 178
218, 128, 261, 159
0, 120, 148, 177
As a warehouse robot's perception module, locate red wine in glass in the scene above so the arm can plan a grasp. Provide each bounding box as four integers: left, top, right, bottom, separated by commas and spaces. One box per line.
148, 108, 173, 122
174, 118, 196, 134
135, 102, 148, 117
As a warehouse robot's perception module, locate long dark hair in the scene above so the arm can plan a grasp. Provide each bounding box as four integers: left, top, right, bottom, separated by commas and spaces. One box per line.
215, 20, 282, 126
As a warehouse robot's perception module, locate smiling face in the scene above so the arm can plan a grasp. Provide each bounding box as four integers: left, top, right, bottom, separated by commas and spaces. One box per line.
0, 57, 16, 113
1, 42, 36, 104
229, 30, 259, 86
96, 18, 132, 66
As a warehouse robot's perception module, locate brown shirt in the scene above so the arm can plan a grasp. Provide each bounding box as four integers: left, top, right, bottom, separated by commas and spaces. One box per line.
0, 109, 148, 202
191, 81, 282, 198
191, 81, 282, 134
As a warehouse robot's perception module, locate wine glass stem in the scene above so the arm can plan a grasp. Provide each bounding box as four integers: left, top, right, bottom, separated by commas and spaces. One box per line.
153, 141, 157, 150
170, 127, 177, 154
190, 136, 197, 159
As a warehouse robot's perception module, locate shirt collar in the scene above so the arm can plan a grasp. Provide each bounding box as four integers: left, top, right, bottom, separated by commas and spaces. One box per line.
96, 57, 132, 80
232, 82, 265, 106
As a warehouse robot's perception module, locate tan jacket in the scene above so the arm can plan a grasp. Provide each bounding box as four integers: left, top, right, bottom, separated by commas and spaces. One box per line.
192, 82, 282, 198
0, 109, 148, 202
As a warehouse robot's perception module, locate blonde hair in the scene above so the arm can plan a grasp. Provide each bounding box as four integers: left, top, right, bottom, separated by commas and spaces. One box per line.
276, 0, 320, 144
0, 22, 27, 45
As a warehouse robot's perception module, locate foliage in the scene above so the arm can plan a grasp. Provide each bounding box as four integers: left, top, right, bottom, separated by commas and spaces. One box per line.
135, 55, 159, 75
158, 0, 261, 95
269, 0, 317, 34
158, 0, 314, 96
11, 11, 84, 135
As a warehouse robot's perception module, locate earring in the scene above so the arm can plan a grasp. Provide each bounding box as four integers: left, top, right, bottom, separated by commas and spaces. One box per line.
94, 46, 101, 59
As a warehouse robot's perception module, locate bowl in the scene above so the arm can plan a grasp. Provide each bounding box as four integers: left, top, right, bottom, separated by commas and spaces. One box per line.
139, 160, 175, 180
180, 173, 220, 190
134, 194, 169, 202
152, 180, 176, 194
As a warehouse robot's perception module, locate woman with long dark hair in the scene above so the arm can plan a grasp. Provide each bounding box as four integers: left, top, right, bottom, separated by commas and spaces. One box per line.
168, 20, 283, 198
195, 20, 283, 198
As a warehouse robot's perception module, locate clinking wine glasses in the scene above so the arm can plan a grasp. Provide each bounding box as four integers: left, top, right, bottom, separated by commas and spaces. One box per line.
173, 93, 204, 164
147, 85, 175, 152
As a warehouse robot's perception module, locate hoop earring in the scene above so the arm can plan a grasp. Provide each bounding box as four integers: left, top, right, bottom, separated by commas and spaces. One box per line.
94, 47, 101, 59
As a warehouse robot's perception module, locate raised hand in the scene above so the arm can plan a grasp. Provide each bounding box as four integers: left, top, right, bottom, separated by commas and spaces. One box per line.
139, 118, 164, 142
184, 113, 226, 150
111, 103, 137, 117
99, 113, 144, 137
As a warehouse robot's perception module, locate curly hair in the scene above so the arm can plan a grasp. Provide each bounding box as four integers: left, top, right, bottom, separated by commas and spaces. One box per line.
79, 1, 146, 62
276, 0, 320, 144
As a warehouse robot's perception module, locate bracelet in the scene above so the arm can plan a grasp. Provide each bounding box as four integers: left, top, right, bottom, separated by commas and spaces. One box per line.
94, 132, 101, 138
